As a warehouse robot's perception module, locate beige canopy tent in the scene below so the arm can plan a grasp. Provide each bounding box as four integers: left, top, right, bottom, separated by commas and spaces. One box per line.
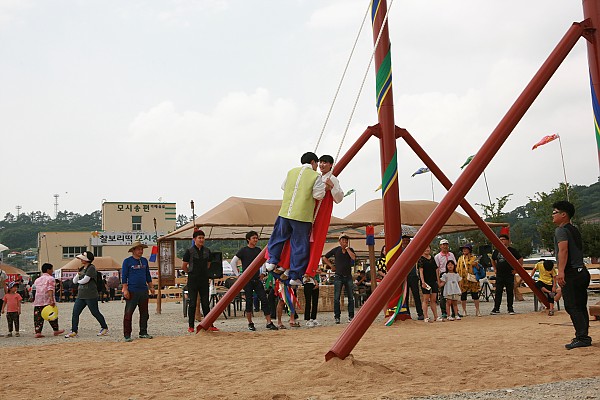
0, 264, 28, 278
59, 257, 122, 271
159, 196, 369, 241
340, 199, 507, 237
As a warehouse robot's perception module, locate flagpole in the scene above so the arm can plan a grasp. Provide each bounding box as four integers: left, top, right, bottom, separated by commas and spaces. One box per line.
557, 135, 570, 200
482, 171, 493, 207
430, 172, 435, 201
354, 190, 357, 211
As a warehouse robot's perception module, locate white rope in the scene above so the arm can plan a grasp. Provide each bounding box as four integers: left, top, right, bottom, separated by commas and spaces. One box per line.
313, 1, 371, 154
334, 0, 396, 163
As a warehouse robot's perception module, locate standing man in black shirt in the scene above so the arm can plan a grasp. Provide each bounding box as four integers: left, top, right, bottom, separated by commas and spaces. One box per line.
552, 200, 591, 349
182, 230, 218, 332
322, 234, 356, 324
230, 231, 279, 331
490, 234, 522, 315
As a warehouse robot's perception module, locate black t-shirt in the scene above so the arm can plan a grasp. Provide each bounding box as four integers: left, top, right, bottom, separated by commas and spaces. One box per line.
492, 246, 522, 277
235, 246, 262, 281
182, 245, 210, 279
417, 255, 437, 284
324, 246, 355, 277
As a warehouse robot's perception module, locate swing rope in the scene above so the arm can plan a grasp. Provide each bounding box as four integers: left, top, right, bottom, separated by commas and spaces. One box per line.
333, 0, 396, 163
313, 1, 371, 154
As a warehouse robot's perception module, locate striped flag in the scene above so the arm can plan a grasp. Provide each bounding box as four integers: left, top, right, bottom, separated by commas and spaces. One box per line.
344, 189, 355, 197
532, 134, 559, 150
411, 167, 430, 177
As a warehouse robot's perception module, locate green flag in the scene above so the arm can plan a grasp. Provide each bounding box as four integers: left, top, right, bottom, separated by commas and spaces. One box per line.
344, 189, 355, 197
460, 155, 475, 169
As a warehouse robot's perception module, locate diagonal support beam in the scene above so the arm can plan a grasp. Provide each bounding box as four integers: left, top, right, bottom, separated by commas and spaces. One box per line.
325, 20, 585, 361
398, 127, 549, 308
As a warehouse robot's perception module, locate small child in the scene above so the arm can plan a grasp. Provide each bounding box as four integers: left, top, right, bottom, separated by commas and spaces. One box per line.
439, 260, 462, 321
530, 259, 559, 316
1, 282, 23, 337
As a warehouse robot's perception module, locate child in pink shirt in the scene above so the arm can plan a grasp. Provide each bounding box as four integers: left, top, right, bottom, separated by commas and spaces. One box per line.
1, 282, 22, 337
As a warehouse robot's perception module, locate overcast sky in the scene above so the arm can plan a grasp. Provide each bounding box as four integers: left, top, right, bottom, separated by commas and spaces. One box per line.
1, 1, 598, 223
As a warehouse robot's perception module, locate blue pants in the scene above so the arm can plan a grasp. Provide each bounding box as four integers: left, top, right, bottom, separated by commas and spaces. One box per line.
71, 298, 108, 333
267, 216, 312, 280
333, 275, 355, 320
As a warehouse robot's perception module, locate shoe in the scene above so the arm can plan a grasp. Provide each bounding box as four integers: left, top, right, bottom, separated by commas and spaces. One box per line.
456, 316, 462, 320
565, 340, 592, 350
266, 322, 279, 331
273, 266, 286, 275
15, 332, 20, 337
436, 317, 443, 322
139, 334, 153, 339
187, 327, 194, 333
306, 320, 315, 327
6, 332, 12, 337
124, 336, 133, 342
289, 321, 300, 328
280, 271, 289, 281
476, 311, 482, 317
424, 317, 431, 323
265, 262, 276, 272
248, 323, 256, 331
347, 317, 353, 323
53, 329, 65, 336
207, 326, 219, 332
64, 331, 78, 338
548, 310, 555, 316
490, 310, 500, 315
508, 311, 516, 315
459, 312, 466, 317
302, 275, 315, 284
289, 279, 303, 286
277, 324, 287, 330
441, 314, 448, 319
417, 315, 425, 321
335, 318, 341, 324
97, 328, 109, 336
447, 316, 455, 321
35, 333, 45, 338
312, 319, 321, 326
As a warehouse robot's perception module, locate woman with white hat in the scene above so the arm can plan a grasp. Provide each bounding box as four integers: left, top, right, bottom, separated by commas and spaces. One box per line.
64, 251, 109, 338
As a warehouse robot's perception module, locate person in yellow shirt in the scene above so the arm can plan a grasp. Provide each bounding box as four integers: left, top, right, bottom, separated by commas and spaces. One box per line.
530, 259, 559, 316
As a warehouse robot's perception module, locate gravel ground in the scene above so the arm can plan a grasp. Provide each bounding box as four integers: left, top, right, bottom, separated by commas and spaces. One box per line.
1, 293, 598, 399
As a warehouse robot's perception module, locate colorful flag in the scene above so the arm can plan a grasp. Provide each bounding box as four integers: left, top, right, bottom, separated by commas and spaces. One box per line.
460, 155, 475, 169
149, 245, 158, 263
344, 189, 355, 197
531, 134, 559, 150
375, 184, 382, 192
411, 167, 430, 177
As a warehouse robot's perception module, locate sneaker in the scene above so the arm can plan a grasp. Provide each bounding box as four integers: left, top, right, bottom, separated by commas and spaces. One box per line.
335, 318, 341, 324
303, 275, 315, 285
207, 326, 219, 332
347, 317, 353, 323
508, 311, 516, 315
289, 279, 303, 286
266, 322, 279, 331
15, 332, 20, 337
417, 315, 425, 321
565, 340, 592, 350
187, 327, 194, 333
447, 316, 455, 321
124, 336, 133, 342
490, 310, 500, 315
306, 320, 315, 327
65, 331, 78, 338
424, 317, 431, 323
312, 319, 321, 326
139, 334, 153, 339
273, 266, 286, 275
441, 314, 448, 319
459, 312, 466, 317
436, 317, 443, 322
475, 311, 482, 317
548, 310, 555, 316
6, 332, 12, 337
248, 323, 256, 331
455, 316, 462, 320
35, 333, 45, 338
97, 328, 109, 336
265, 262, 276, 271
53, 329, 65, 336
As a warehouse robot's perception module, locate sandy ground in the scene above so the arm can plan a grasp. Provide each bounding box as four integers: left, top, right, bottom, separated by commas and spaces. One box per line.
0, 294, 598, 400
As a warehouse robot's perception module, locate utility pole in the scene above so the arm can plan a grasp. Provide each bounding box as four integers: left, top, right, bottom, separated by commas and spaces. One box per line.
15, 205, 21, 220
